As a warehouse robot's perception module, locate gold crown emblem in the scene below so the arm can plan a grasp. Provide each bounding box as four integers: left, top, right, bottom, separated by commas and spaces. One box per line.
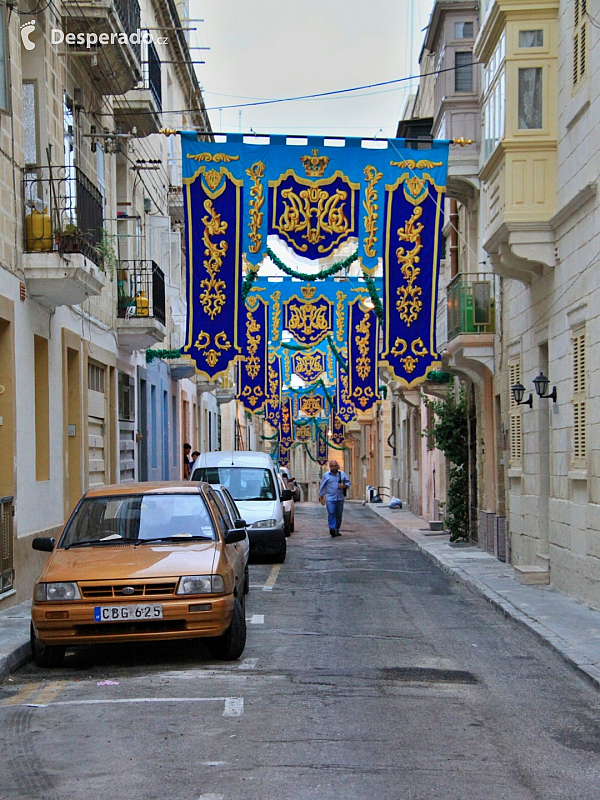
300, 149, 330, 178
300, 283, 317, 300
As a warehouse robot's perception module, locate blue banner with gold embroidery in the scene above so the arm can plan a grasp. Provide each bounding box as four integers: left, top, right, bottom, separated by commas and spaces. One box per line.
336, 362, 356, 424
181, 132, 448, 272
278, 444, 291, 468
265, 352, 281, 428
182, 153, 242, 379
294, 421, 313, 443
237, 295, 268, 413
348, 297, 380, 412
379, 159, 446, 387
279, 396, 293, 448
316, 421, 329, 466
180, 133, 448, 387
291, 349, 326, 382
331, 412, 345, 446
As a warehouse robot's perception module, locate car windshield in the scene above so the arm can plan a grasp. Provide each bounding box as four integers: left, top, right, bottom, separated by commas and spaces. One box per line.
193, 467, 276, 501
60, 494, 217, 547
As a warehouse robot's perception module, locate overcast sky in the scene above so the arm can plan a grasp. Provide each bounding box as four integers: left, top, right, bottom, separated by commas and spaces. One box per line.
189, 0, 435, 139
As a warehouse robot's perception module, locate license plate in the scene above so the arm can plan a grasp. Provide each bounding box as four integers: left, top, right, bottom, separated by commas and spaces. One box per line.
93, 604, 163, 622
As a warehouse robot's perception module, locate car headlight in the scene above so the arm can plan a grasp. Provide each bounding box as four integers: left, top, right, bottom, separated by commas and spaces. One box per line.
34, 582, 81, 602
250, 519, 277, 529
176, 575, 225, 595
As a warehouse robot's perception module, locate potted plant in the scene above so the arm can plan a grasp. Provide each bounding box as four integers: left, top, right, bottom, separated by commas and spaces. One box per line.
54, 223, 87, 254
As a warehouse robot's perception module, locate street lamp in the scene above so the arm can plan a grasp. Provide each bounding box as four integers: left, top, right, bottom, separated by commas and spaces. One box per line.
533, 372, 557, 402
511, 381, 533, 408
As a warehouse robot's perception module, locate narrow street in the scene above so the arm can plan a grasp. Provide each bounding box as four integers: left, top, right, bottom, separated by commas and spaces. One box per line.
2, 503, 600, 800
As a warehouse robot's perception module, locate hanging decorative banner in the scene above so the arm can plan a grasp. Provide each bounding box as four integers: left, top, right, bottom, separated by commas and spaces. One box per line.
347, 297, 380, 412
180, 132, 448, 272
292, 349, 326, 382
380, 159, 446, 387
180, 133, 449, 386
316, 421, 329, 466
283, 284, 333, 346
265, 352, 282, 428
182, 154, 242, 379
336, 362, 356, 424
279, 395, 294, 448
278, 444, 291, 468
294, 422, 313, 444
299, 392, 324, 418
237, 295, 269, 413
331, 412, 345, 446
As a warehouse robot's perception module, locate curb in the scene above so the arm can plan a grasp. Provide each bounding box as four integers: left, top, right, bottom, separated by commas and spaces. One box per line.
0, 639, 31, 683
367, 505, 600, 692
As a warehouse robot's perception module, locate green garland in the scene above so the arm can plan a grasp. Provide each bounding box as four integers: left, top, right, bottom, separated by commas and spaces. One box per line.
361, 271, 384, 324
146, 348, 183, 363
241, 269, 259, 300
266, 246, 359, 281
316, 425, 347, 451
303, 442, 318, 463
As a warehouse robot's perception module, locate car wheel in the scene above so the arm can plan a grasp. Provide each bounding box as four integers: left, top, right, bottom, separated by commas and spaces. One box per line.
30, 623, 65, 668
272, 536, 287, 563
244, 565, 250, 595
209, 599, 246, 661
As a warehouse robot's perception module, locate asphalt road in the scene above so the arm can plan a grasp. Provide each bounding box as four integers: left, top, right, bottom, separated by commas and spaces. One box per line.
2, 501, 600, 800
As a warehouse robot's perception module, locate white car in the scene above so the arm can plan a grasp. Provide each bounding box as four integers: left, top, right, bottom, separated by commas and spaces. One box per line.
191, 451, 291, 563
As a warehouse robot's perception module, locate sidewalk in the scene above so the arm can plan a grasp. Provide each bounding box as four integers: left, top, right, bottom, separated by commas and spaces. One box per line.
367, 503, 600, 689
0, 599, 31, 681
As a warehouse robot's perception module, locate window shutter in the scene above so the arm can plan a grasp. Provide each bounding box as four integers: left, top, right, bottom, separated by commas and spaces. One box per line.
574, 1, 587, 85
508, 361, 523, 464
572, 332, 586, 462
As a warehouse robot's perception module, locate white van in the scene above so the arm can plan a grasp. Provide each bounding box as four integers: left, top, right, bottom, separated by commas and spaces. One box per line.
191, 451, 290, 563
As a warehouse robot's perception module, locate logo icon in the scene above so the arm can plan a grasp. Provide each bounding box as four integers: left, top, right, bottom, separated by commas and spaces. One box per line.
121, 586, 135, 595
20, 20, 36, 50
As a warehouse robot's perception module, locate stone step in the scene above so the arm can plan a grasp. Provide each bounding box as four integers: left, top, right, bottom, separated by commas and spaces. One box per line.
428, 520, 444, 531
536, 553, 551, 568
514, 565, 550, 585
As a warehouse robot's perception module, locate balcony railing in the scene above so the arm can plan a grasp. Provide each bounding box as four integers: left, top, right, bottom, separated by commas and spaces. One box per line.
23, 166, 104, 267
0, 496, 14, 595
447, 273, 496, 341
113, 0, 141, 60
146, 40, 162, 111
117, 261, 165, 325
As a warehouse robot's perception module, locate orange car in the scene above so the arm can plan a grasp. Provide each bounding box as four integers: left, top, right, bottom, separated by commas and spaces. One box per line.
30, 482, 248, 667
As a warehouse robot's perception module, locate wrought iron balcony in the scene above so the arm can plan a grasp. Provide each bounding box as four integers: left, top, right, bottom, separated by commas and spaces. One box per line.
117, 261, 166, 350
61, 0, 142, 94
22, 166, 105, 306
447, 273, 496, 341
113, 38, 162, 136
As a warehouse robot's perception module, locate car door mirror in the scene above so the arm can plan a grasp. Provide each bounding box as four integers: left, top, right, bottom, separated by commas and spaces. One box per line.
32, 537, 56, 552
224, 528, 246, 545
281, 489, 293, 501
234, 519, 247, 529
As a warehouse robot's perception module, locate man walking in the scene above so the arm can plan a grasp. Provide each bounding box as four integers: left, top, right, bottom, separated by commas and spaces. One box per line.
319, 460, 351, 537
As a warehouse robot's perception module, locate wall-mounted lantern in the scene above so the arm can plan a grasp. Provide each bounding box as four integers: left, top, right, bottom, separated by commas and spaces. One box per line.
532, 372, 557, 403
511, 382, 533, 408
